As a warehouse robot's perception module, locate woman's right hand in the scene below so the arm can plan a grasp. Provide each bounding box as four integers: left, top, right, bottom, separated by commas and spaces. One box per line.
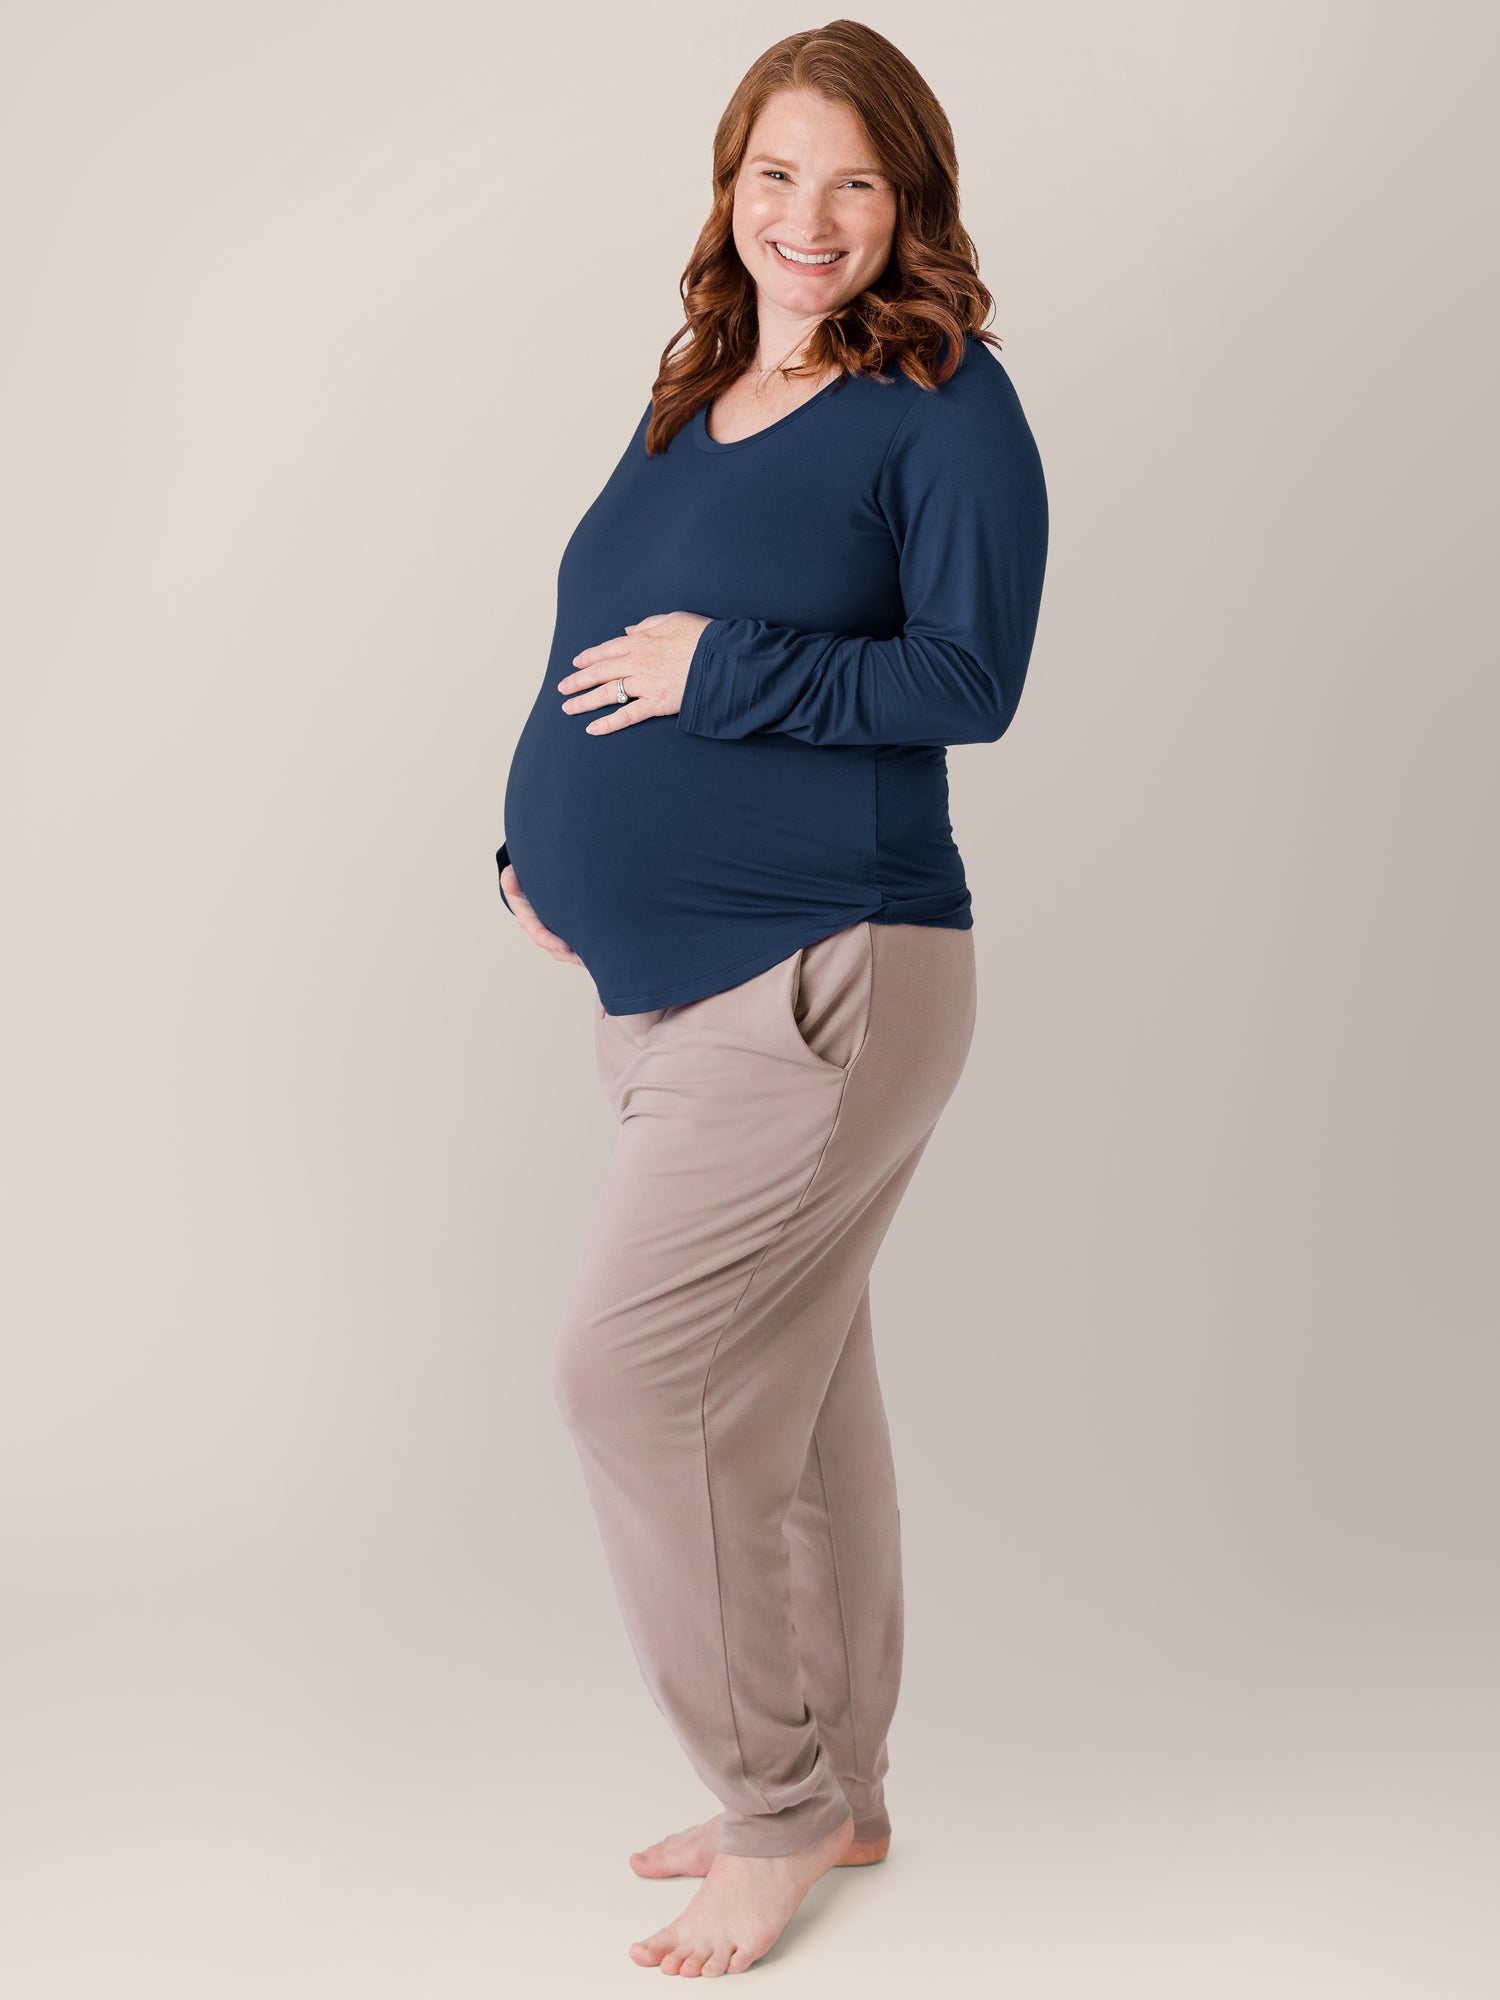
500, 862, 586, 966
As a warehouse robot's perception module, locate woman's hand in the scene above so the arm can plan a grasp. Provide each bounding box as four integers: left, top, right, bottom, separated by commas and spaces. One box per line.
499, 861, 585, 966
559, 611, 713, 733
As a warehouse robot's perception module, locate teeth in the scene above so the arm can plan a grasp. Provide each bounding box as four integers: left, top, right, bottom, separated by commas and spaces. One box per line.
773, 243, 845, 265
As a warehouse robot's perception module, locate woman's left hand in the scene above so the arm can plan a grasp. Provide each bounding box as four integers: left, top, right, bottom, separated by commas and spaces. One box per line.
559, 612, 713, 733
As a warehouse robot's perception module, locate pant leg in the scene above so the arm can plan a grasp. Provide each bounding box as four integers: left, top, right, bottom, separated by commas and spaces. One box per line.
784, 1278, 906, 1846
552, 920, 976, 1858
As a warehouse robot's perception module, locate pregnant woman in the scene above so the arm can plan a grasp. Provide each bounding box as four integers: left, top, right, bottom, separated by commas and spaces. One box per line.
493, 23, 1047, 1978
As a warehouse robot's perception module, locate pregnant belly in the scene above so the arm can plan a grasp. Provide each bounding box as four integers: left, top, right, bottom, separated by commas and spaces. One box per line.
501, 694, 876, 960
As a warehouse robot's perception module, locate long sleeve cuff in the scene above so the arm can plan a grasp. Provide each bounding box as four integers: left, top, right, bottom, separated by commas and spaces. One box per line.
679, 615, 1013, 748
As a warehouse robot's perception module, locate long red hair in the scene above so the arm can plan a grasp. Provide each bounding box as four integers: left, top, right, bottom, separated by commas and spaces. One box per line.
645, 19, 1001, 455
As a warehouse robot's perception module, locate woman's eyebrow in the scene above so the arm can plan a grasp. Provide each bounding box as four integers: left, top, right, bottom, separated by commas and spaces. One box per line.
746, 153, 883, 175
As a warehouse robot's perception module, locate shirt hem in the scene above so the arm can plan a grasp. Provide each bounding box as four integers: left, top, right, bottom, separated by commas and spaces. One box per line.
595, 896, 973, 1015
598, 908, 884, 1015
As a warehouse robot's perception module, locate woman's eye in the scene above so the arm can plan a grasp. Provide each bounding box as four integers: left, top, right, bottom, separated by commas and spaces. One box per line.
760, 170, 877, 190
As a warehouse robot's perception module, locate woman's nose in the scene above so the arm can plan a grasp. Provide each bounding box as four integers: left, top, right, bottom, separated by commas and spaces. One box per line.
787, 196, 835, 237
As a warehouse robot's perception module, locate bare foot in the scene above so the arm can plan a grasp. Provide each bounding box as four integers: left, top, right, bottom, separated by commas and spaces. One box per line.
631, 1811, 890, 1878
629, 1815, 855, 1975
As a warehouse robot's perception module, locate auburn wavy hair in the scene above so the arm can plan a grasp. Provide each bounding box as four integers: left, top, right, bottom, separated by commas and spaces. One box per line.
644, 18, 1000, 456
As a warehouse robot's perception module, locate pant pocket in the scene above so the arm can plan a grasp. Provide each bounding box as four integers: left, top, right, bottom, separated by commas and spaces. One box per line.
782, 922, 874, 1074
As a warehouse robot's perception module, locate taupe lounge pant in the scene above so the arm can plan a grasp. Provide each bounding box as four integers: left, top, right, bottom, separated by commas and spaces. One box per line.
551, 919, 977, 1857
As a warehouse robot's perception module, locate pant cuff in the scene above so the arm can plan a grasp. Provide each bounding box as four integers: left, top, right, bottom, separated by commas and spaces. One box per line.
718, 1789, 854, 1858
839, 1776, 890, 1844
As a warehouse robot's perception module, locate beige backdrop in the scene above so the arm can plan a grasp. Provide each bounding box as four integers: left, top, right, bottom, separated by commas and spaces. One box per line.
4, 2, 1496, 1994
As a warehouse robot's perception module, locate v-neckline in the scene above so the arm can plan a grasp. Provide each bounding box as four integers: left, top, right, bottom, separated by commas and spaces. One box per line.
693, 373, 846, 453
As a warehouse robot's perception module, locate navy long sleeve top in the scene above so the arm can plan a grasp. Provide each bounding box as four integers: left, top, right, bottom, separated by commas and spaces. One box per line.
495, 330, 1048, 1014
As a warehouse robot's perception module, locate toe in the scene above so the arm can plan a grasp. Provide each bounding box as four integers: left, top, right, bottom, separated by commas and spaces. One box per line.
661, 1947, 690, 1974
630, 1928, 674, 1966
701, 1946, 732, 1977
679, 1955, 704, 1977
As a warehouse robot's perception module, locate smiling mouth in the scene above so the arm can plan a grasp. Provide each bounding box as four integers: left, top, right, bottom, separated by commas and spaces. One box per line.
771, 242, 848, 267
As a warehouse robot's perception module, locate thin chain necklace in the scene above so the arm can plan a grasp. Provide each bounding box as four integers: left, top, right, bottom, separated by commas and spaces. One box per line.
754, 337, 830, 393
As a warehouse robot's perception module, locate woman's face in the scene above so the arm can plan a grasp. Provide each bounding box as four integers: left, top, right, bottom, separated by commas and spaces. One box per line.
731, 89, 897, 336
